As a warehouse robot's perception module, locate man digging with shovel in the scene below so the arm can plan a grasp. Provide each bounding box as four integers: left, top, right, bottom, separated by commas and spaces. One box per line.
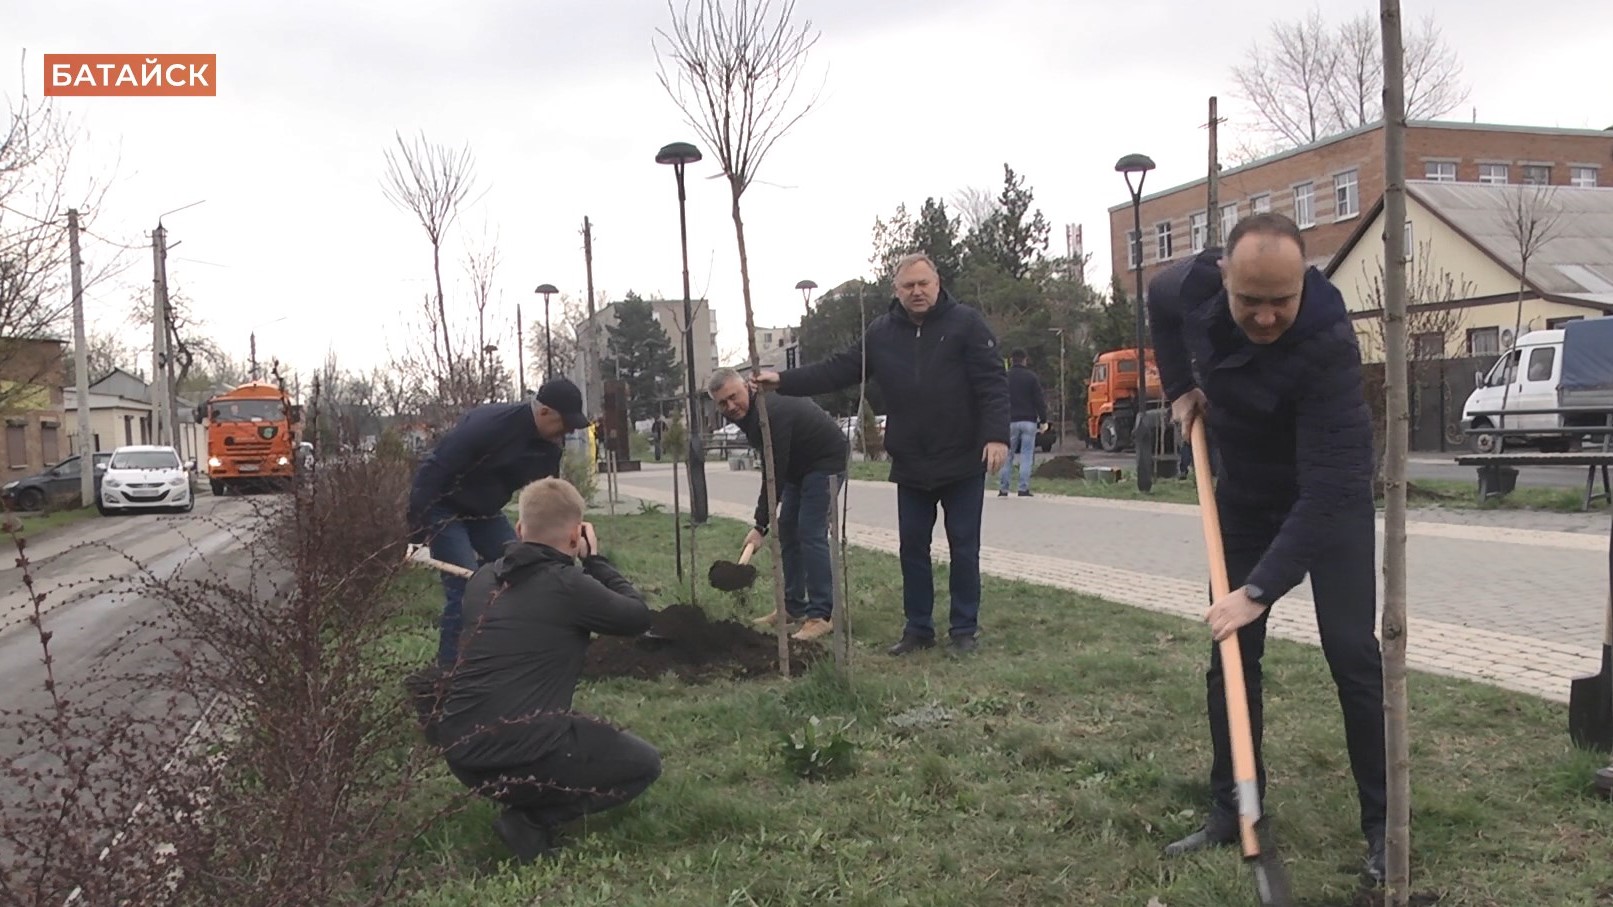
707, 367, 848, 642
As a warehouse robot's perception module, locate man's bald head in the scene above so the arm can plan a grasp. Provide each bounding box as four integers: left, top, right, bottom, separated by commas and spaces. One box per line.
1220, 213, 1307, 344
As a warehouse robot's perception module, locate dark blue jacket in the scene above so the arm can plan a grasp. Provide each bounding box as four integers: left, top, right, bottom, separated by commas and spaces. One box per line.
1147, 248, 1374, 603
729, 391, 848, 531
407, 402, 564, 540
775, 290, 1010, 490
1007, 365, 1048, 423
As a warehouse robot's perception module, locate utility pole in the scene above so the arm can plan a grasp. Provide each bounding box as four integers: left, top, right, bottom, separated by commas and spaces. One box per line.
1208, 97, 1220, 244
150, 225, 170, 447
516, 302, 526, 397
68, 209, 93, 507
1379, 0, 1413, 902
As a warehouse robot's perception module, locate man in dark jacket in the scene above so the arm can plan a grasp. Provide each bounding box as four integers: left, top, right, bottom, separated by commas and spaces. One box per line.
436, 477, 660, 863
754, 253, 1010, 656
407, 378, 592, 666
1146, 212, 1386, 884
999, 348, 1048, 497
707, 366, 849, 642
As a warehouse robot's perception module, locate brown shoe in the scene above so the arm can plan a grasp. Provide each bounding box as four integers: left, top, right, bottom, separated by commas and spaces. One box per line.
752, 610, 796, 629
791, 618, 833, 642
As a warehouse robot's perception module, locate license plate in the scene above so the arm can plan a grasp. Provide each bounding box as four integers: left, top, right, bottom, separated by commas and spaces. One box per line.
238, 463, 260, 472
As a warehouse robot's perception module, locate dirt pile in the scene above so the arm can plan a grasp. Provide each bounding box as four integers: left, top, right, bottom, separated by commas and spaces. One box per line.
583, 603, 823, 683
1033, 455, 1086, 480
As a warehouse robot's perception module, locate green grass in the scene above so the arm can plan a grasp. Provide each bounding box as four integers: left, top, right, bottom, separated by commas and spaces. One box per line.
393, 512, 1613, 906
2, 504, 101, 541
848, 460, 1608, 515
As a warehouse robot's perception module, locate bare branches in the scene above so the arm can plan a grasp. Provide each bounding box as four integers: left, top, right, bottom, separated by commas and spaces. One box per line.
1356, 238, 1474, 362
654, 0, 823, 196
1230, 9, 1470, 150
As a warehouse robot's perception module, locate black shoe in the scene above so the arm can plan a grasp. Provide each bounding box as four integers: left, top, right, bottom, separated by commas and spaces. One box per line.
948, 634, 979, 655
997, 489, 1008, 497
1018, 490, 1032, 497
887, 633, 936, 656
492, 808, 558, 864
1365, 828, 1386, 886
1163, 810, 1238, 856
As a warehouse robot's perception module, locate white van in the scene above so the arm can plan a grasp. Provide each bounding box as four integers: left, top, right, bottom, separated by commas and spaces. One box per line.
1462, 318, 1613, 453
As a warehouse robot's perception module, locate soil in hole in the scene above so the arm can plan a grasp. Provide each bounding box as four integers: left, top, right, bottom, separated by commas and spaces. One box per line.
583, 603, 825, 683
1033, 456, 1086, 480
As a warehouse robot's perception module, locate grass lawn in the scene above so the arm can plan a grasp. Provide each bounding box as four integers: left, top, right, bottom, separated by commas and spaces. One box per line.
846, 460, 1609, 515
2, 504, 100, 541
390, 511, 1613, 906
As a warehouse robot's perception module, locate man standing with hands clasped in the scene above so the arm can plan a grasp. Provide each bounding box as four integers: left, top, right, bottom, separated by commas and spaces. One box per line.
753, 252, 1009, 656
1145, 212, 1387, 885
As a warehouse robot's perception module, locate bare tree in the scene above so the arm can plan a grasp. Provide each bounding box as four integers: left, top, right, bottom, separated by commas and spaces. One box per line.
461, 225, 502, 397
528, 293, 587, 382
950, 185, 1000, 236
380, 130, 481, 379
64, 329, 138, 385
1231, 8, 1469, 152
656, 0, 823, 675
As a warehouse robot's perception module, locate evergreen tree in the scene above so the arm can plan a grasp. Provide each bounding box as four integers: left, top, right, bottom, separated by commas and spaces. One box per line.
602, 292, 681, 420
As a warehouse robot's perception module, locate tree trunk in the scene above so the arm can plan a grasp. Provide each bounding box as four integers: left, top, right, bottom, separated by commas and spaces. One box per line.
432, 242, 453, 379
1379, 0, 1414, 901
730, 182, 792, 678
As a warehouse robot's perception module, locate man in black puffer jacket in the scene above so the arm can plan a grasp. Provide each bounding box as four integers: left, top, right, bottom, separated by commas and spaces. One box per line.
1146, 212, 1386, 885
755, 253, 1010, 656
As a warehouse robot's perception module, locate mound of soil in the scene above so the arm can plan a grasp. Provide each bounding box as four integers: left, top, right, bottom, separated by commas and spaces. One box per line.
1033, 455, 1086, 480
583, 603, 823, 683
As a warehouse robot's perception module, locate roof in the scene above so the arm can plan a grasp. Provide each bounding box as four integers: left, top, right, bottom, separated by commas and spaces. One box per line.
1326, 180, 1613, 308
1108, 119, 1613, 213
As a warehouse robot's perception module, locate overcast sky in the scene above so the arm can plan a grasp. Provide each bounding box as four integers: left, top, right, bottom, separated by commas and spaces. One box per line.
8, 0, 1610, 382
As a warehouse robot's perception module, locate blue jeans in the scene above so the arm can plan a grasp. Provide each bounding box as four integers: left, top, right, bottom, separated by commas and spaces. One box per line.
998, 421, 1038, 492
896, 473, 984, 640
777, 471, 841, 621
428, 508, 517, 666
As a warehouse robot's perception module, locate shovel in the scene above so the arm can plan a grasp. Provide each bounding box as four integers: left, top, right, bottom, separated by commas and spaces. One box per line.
1568, 589, 1613, 751
1189, 420, 1294, 907
708, 541, 759, 592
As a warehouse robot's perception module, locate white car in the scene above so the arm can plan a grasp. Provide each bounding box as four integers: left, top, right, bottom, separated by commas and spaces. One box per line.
99, 445, 194, 515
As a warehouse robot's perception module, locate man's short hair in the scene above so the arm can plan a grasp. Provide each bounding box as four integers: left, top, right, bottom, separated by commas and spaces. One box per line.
517, 477, 585, 542
1225, 212, 1307, 259
891, 252, 939, 281
1010, 348, 1027, 361
706, 367, 743, 396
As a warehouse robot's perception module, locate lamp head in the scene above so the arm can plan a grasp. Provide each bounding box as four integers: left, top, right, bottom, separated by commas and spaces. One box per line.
655, 142, 702, 166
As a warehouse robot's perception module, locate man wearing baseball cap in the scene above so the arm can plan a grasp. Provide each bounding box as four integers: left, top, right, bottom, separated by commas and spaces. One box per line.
408, 377, 592, 666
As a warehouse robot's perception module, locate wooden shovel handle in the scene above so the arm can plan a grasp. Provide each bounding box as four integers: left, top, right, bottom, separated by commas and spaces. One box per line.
1189, 419, 1262, 858
739, 541, 757, 566
409, 549, 475, 579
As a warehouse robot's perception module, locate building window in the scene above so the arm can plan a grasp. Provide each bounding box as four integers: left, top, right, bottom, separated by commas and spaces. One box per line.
1521, 164, 1551, 186
40, 423, 59, 466
1155, 221, 1173, 260
1467, 326, 1500, 356
1125, 229, 1140, 268
1425, 161, 1456, 182
1479, 163, 1508, 185
1293, 182, 1315, 228
1412, 332, 1445, 359
1189, 212, 1207, 252
1220, 203, 1238, 242
5, 422, 25, 469
1571, 166, 1599, 188
1251, 194, 1271, 214
1547, 316, 1585, 329
1334, 170, 1360, 219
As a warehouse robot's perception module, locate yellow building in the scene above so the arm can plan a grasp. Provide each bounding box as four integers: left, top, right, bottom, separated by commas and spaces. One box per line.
1326, 180, 1613, 364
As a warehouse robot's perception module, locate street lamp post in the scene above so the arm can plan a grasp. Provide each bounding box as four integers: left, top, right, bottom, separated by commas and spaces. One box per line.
516, 302, 526, 397
656, 140, 708, 525
534, 283, 558, 381
1049, 327, 1066, 452
1115, 153, 1156, 441
482, 343, 499, 402
794, 278, 817, 316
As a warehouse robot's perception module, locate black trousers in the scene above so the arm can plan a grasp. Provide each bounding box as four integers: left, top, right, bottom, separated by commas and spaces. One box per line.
1205, 503, 1387, 837
448, 716, 662, 828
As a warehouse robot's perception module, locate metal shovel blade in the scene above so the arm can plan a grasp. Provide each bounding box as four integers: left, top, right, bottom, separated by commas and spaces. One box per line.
708, 560, 758, 591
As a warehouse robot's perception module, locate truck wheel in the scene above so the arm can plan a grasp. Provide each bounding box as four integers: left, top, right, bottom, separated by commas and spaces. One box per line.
210, 479, 224, 496
1099, 415, 1120, 452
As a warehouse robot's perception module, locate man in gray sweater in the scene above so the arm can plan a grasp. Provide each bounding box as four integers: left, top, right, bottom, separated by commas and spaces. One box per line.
708, 367, 849, 642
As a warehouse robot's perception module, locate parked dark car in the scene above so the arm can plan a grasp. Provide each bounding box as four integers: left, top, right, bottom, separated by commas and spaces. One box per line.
1, 452, 112, 512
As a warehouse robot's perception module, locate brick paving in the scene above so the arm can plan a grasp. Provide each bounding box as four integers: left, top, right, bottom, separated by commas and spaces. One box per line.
611, 464, 1610, 703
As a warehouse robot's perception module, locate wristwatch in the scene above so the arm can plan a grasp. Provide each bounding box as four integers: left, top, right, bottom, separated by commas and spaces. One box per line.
1243, 584, 1276, 607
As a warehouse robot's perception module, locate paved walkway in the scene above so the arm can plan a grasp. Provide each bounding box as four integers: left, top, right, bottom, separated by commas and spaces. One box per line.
608, 464, 1610, 704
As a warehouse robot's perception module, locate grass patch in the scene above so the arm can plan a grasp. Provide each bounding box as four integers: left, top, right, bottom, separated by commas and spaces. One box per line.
3, 504, 100, 541
397, 512, 1613, 906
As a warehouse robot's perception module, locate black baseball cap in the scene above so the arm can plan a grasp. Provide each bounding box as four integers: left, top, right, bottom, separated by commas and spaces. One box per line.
534, 377, 591, 430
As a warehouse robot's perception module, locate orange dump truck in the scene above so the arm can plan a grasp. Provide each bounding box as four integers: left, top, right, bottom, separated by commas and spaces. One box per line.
195, 380, 305, 494
1086, 347, 1166, 452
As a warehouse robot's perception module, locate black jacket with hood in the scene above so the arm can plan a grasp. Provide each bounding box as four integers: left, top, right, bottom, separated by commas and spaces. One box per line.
435, 541, 652, 770
773, 289, 1010, 490
728, 390, 848, 532
1147, 247, 1374, 604
407, 402, 563, 542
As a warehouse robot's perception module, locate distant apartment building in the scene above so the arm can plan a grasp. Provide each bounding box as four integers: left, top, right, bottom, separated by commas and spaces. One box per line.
571, 297, 719, 417
1107, 119, 1613, 289
1, 337, 68, 482
747, 324, 799, 370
